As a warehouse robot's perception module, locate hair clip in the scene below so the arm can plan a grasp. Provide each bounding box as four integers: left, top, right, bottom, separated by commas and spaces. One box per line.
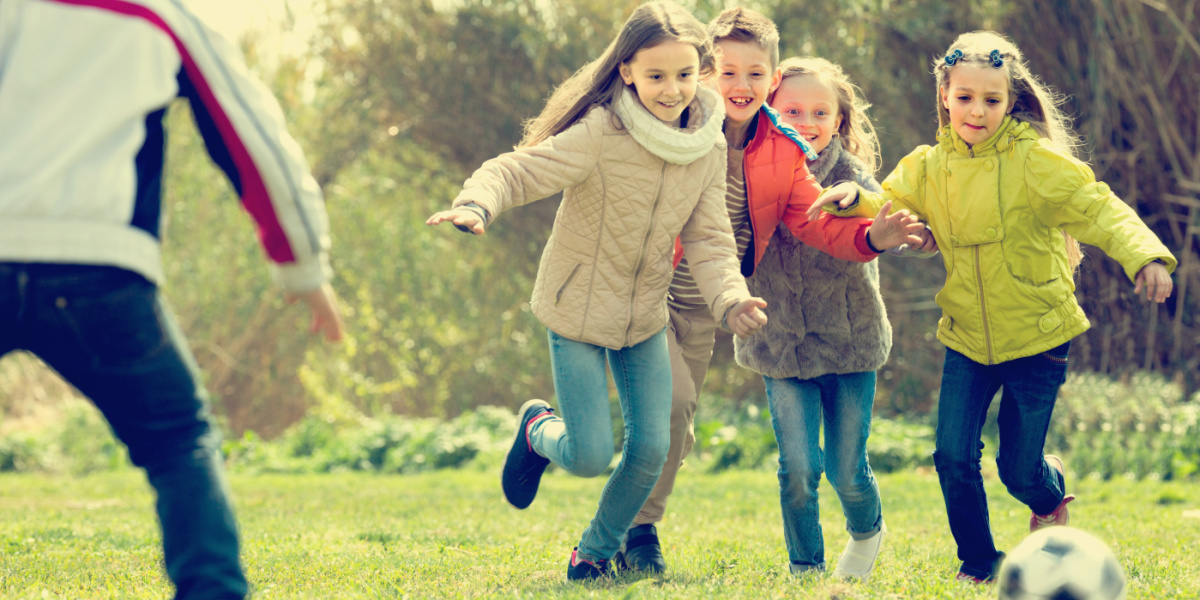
989, 50, 1004, 68
944, 49, 964, 66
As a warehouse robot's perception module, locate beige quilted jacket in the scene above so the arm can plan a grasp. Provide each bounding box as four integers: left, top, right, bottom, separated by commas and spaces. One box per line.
452, 91, 750, 349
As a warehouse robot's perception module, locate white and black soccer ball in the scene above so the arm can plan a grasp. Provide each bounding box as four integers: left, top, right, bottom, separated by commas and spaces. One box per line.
998, 527, 1127, 600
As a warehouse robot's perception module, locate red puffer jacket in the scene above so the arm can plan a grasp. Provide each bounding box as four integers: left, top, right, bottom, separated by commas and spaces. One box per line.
674, 107, 877, 273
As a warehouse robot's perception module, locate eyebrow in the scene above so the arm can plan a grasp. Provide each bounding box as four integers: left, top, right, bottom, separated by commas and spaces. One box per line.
952, 86, 1006, 96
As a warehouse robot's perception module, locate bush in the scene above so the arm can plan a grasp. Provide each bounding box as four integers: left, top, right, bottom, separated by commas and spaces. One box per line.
1049, 372, 1199, 481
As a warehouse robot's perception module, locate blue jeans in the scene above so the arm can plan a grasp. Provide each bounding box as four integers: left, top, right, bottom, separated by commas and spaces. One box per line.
0, 264, 247, 599
766, 372, 882, 570
934, 343, 1070, 579
528, 328, 672, 561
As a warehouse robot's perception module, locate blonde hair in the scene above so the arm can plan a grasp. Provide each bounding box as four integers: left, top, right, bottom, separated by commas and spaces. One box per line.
934, 30, 1083, 271
707, 7, 779, 68
519, 1, 714, 147
776, 56, 880, 174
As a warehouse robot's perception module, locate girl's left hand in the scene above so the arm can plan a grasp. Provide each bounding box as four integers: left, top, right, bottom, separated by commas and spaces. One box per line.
1134, 262, 1173, 303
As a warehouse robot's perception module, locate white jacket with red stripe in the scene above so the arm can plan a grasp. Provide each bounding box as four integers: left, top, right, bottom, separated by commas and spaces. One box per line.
0, 0, 331, 292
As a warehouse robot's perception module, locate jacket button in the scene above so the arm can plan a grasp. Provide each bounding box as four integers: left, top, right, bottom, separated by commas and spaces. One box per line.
950, 235, 960, 245
985, 160, 994, 171
986, 227, 997, 238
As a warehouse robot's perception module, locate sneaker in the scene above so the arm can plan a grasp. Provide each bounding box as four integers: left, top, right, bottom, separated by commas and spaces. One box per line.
614, 523, 666, 573
567, 548, 611, 580
1030, 454, 1075, 531
833, 519, 886, 582
501, 399, 553, 509
954, 552, 1005, 584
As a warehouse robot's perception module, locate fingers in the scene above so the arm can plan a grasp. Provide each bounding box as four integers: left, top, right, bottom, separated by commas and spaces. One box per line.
300, 284, 346, 343
873, 200, 894, 221
730, 299, 768, 337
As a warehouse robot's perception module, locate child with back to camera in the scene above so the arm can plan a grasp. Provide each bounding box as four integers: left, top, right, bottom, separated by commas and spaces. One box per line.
616, 8, 927, 574
426, 0, 770, 581
809, 31, 1176, 583
732, 56, 937, 581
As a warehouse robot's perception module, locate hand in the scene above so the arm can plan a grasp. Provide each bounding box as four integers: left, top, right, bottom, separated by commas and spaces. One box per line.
286, 283, 345, 342
866, 201, 924, 251
806, 182, 858, 222
914, 226, 939, 253
727, 297, 768, 337
1133, 262, 1172, 303
426, 207, 485, 235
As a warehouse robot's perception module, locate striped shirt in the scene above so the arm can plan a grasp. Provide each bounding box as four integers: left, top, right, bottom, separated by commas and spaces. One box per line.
668, 146, 752, 311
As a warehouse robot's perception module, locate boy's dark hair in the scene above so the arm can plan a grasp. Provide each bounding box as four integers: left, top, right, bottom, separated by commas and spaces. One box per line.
707, 7, 780, 68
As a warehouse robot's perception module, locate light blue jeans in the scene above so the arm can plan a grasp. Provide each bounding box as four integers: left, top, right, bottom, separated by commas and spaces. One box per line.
766, 371, 882, 570
529, 328, 673, 561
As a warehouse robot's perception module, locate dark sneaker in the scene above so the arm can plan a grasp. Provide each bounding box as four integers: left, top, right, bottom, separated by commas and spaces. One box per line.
501, 399, 553, 509
615, 523, 666, 573
567, 547, 611, 581
1031, 455, 1074, 531
954, 552, 1005, 584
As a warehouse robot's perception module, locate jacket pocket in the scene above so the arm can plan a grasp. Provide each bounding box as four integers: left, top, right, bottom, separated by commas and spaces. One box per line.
555, 263, 583, 305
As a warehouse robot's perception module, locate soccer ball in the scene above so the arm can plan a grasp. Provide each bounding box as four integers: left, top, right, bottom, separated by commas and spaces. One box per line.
997, 527, 1127, 600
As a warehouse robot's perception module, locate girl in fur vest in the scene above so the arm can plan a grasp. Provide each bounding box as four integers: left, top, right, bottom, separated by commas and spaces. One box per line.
427, 1, 769, 581
735, 57, 936, 581
810, 32, 1175, 583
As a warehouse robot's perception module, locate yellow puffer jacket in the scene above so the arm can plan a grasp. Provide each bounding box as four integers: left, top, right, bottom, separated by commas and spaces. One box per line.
828, 117, 1177, 364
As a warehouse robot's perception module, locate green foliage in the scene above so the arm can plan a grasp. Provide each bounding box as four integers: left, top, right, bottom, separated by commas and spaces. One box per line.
0, 401, 128, 475
1048, 371, 1200, 481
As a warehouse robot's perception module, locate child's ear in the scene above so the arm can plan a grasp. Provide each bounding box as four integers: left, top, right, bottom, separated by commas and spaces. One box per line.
939, 86, 949, 111
619, 62, 634, 86
768, 67, 782, 95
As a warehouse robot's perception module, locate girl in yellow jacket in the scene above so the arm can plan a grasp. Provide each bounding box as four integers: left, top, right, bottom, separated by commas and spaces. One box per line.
808, 31, 1176, 583
427, 1, 768, 581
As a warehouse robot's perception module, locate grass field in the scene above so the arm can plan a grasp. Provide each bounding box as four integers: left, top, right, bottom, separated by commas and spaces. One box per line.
1, 467, 1197, 599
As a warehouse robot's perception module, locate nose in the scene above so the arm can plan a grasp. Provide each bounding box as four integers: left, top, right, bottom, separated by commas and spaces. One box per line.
664, 78, 680, 97
969, 100, 985, 117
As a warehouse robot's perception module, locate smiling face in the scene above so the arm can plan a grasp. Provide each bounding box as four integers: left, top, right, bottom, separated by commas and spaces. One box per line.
713, 39, 780, 125
940, 63, 1011, 146
619, 40, 701, 127
771, 73, 843, 154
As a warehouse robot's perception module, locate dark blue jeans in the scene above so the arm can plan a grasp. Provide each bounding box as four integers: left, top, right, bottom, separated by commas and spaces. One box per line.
933, 343, 1070, 579
0, 263, 247, 599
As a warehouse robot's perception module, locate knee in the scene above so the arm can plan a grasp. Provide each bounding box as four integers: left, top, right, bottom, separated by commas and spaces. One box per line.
777, 460, 820, 506
571, 448, 614, 478
624, 433, 670, 474
827, 464, 873, 499
933, 449, 978, 480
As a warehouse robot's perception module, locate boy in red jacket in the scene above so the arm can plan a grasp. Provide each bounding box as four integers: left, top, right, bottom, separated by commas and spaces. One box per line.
615, 6, 927, 573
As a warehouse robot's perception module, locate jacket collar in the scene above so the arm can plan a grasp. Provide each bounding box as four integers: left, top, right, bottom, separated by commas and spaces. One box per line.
613, 86, 725, 165
746, 105, 819, 160
937, 115, 1033, 156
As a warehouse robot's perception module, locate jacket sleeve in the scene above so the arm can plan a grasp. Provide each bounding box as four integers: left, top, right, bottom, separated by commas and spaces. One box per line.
451, 110, 603, 219
780, 154, 878, 262
679, 150, 751, 322
171, 6, 332, 293
1025, 140, 1177, 281
825, 145, 932, 223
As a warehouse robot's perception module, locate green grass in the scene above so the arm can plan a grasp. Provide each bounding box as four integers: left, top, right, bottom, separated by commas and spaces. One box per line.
1, 468, 1197, 598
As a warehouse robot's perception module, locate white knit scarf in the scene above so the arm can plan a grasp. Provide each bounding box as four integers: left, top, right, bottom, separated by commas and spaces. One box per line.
612, 85, 725, 165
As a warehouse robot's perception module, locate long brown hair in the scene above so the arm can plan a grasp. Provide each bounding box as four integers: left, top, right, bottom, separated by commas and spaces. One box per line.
519, 1, 715, 148
776, 56, 880, 174
934, 31, 1083, 271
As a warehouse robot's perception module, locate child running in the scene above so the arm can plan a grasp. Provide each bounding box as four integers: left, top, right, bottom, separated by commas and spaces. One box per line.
427, 1, 769, 581
809, 31, 1176, 583
617, 8, 926, 574
733, 56, 936, 581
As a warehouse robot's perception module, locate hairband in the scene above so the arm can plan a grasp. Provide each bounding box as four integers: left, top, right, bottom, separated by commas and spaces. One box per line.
944, 48, 1006, 69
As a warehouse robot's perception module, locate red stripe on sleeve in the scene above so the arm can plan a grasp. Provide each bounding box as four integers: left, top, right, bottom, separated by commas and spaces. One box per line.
49, 0, 297, 263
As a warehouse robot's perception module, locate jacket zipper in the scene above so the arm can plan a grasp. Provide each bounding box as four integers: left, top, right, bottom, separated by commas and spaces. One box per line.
626, 162, 668, 346
965, 146, 995, 363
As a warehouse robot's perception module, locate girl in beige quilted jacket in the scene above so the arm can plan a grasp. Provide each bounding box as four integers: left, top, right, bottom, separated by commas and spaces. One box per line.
426, 0, 768, 581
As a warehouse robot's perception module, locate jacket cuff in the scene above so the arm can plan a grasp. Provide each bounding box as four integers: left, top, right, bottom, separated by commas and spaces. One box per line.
270, 254, 332, 293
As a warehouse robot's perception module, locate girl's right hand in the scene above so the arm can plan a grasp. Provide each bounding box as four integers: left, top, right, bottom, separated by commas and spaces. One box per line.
867, 201, 925, 250
727, 297, 769, 337
426, 207, 486, 235
805, 182, 859, 222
